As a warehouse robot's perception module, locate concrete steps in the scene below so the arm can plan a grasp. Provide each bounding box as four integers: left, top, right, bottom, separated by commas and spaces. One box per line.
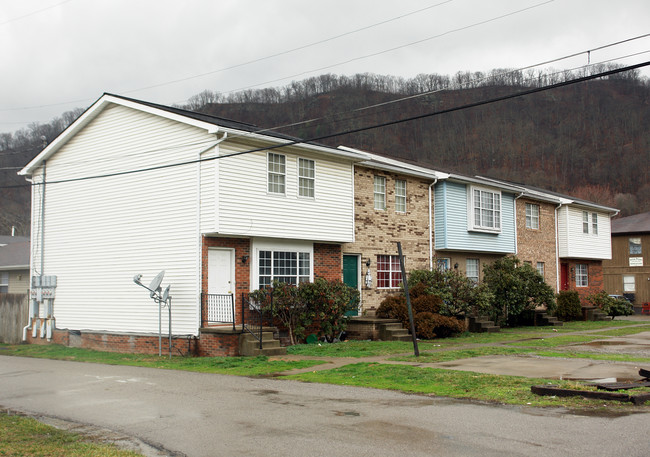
239, 328, 287, 356
379, 321, 411, 341
467, 315, 500, 333
535, 311, 564, 327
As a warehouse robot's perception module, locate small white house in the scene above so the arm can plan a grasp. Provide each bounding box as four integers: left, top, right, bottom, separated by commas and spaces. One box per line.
19, 93, 366, 355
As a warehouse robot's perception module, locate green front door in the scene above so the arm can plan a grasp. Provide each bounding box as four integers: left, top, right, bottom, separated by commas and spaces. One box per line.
343, 255, 359, 316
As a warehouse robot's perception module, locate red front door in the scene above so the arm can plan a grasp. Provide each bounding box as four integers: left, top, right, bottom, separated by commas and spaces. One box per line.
560, 263, 569, 291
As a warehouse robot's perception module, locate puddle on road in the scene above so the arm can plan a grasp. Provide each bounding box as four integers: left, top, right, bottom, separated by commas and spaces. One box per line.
334, 410, 360, 416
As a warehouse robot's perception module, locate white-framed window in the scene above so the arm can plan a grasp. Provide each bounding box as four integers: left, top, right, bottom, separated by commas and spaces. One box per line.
470, 187, 501, 231
576, 264, 588, 287
0, 272, 8, 293
267, 153, 286, 194
525, 203, 539, 229
466, 258, 479, 284
377, 255, 402, 289
536, 262, 545, 277
395, 179, 406, 213
629, 238, 642, 255
582, 211, 589, 234
436, 258, 450, 271
623, 275, 635, 293
259, 250, 311, 287
592, 213, 598, 235
298, 158, 315, 198
374, 176, 386, 210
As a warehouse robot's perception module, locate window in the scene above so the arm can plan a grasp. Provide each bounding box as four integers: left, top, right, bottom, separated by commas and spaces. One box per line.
436, 258, 450, 271
471, 187, 501, 231
623, 275, 635, 293
395, 179, 406, 213
466, 259, 479, 284
374, 176, 386, 210
298, 158, 315, 198
536, 262, 545, 277
258, 250, 310, 287
582, 211, 589, 234
525, 203, 539, 229
576, 264, 588, 287
267, 153, 286, 194
377, 255, 402, 288
0, 272, 8, 293
629, 238, 642, 255
592, 213, 598, 235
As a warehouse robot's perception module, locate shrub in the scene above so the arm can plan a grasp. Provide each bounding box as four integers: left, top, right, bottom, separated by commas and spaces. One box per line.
483, 257, 556, 326
587, 291, 633, 319
430, 314, 466, 338
556, 290, 583, 321
249, 278, 359, 345
414, 312, 437, 340
411, 294, 442, 315
376, 295, 408, 325
407, 268, 492, 318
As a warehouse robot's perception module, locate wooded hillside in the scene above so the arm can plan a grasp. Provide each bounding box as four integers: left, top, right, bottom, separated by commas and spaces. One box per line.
1, 66, 648, 236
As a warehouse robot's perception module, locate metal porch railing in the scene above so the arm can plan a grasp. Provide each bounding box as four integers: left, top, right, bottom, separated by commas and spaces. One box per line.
203, 293, 236, 330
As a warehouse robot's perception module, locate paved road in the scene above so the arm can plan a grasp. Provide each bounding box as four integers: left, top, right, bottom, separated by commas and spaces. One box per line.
1, 356, 649, 457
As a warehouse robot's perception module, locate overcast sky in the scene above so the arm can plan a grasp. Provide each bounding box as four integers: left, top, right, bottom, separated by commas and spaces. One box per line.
1, 0, 649, 134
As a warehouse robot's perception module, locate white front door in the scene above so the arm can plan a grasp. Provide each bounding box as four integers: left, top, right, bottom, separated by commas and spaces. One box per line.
208, 249, 234, 295
207, 248, 235, 322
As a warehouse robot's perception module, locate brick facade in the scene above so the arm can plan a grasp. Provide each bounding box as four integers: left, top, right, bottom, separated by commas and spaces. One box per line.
314, 243, 343, 281
516, 199, 558, 291
344, 167, 432, 311
561, 259, 604, 304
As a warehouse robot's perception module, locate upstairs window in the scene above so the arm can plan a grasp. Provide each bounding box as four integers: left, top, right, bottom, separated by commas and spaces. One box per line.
576, 264, 588, 287
466, 258, 479, 284
582, 211, 589, 234
395, 179, 406, 213
298, 158, 315, 198
267, 153, 286, 194
377, 255, 402, 289
374, 176, 386, 210
471, 187, 501, 231
629, 238, 642, 255
592, 213, 598, 235
525, 203, 539, 229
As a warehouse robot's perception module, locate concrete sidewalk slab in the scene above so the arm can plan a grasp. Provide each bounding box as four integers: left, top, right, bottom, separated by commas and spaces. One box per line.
429, 356, 646, 381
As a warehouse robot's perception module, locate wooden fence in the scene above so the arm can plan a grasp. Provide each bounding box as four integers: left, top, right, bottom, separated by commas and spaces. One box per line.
0, 293, 28, 344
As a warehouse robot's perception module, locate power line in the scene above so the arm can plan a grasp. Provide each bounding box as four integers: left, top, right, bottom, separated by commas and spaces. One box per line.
2, 60, 647, 190
0, 0, 75, 26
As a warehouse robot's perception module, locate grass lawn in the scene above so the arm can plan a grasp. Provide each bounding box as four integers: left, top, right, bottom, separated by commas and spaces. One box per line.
0, 411, 142, 457
0, 344, 326, 376
283, 362, 647, 408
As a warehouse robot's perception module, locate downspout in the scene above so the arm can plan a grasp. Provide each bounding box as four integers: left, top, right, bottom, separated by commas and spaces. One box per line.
428, 179, 438, 270
22, 180, 35, 341
196, 132, 227, 331
554, 202, 563, 292
513, 192, 524, 255
40, 160, 46, 279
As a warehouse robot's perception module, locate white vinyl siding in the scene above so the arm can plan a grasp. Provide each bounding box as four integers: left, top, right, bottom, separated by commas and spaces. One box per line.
557, 206, 612, 259
215, 142, 355, 243
29, 105, 208, 335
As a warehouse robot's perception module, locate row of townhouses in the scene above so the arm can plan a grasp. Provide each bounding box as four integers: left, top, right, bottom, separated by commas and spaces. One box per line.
18, 94, 617, 356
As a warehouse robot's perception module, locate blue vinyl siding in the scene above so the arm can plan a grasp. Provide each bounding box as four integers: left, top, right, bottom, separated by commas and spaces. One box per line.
434, 181, 516, 253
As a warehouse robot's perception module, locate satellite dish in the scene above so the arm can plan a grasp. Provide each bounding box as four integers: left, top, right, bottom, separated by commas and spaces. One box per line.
133, 274, 143, 285
148, 271, 165, 297
162, 285, 171, 302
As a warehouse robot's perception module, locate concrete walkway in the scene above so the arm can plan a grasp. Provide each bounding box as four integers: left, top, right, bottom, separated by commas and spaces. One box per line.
271, 316, 650, 381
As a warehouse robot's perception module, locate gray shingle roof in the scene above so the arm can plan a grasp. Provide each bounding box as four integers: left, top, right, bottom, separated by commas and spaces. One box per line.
611, 211, 650, 234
